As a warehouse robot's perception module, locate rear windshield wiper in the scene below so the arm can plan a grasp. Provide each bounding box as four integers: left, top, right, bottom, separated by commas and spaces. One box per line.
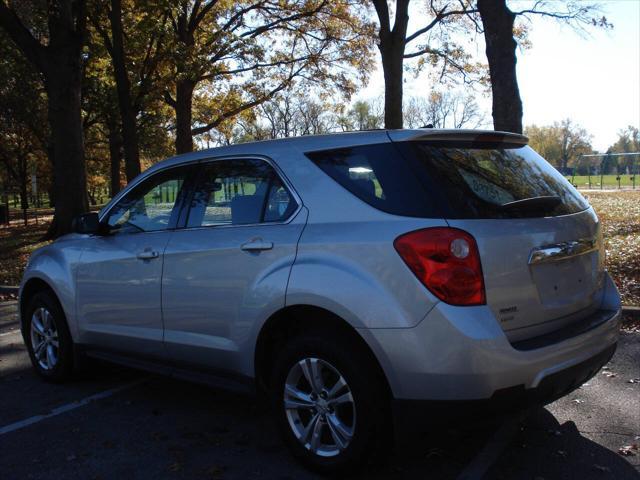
498, 196, 562, 212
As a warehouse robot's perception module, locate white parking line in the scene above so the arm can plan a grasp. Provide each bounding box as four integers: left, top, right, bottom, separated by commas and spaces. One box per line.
0, 380, 144, 436
456, 410, 530, 480
0, 329, 19, 337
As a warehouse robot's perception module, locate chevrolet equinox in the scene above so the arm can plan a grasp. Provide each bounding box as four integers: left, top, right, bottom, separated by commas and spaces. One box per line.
20, 129, 621, 473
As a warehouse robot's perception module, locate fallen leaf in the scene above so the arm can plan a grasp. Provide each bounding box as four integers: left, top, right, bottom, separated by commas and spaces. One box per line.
618, 445, 637, 456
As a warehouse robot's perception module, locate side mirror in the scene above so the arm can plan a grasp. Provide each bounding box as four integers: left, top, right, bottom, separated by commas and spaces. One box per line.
72, 212, 104, 235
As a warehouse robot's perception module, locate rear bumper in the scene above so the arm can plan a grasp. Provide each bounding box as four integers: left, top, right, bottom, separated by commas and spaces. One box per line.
357, 274, 621, 402
391, 342, 616, 433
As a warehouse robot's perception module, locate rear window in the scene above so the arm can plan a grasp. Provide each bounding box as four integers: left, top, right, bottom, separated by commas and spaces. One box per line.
307, 142, 589, 219
396, 142, 589, 219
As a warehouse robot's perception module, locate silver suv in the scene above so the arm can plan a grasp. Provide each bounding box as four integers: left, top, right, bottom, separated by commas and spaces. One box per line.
20, 129, 621, 473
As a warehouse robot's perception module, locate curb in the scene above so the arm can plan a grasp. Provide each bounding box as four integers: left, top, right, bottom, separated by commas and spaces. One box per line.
622, 306, 640, 319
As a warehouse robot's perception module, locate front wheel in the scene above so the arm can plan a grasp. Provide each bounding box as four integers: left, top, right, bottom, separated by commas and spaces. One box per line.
24, 291, 75, 382
271, 333, 389, 474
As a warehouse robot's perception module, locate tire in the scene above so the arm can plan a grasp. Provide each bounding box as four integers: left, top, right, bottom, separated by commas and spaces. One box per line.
271, 331, 390, 474
23, 290, 75, 382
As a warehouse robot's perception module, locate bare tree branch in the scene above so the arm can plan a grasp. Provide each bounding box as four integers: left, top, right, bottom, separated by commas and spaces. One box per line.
405, 6, 478, 44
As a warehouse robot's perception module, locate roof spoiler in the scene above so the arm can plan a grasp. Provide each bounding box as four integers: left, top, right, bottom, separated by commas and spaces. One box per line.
387, 129, 529, 146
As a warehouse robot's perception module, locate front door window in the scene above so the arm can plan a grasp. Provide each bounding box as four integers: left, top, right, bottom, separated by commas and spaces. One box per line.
105, 169, 187, 234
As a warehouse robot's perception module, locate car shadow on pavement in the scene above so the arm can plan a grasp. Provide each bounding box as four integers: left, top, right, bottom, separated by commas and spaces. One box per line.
1, 357, 637, 480
0, 362, 497, 480
488, 407, 639, 479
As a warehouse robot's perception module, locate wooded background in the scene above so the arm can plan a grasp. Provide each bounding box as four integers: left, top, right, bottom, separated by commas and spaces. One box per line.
0, 0, 633, 238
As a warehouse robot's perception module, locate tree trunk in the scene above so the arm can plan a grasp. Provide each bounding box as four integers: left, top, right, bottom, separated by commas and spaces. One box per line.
175, 79, 195, 154
44, 58, 89, 237
0, 0, 89, 238
107, 123, 123, 198
46, 142, 55, 207
477, 0, 523, 134
109, 0, 140, 182
379, 41, 405, 129
19, 159, 28, 226
372, 0, 409, 130
2, 186, 8, 224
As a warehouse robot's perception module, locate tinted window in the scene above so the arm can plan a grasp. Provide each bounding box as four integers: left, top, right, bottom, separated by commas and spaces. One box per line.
307, 142, 589, 219
105, 168, 187, 233
396, 142, 590, 219
186, 159, 296, 227
305, 144, 440, 217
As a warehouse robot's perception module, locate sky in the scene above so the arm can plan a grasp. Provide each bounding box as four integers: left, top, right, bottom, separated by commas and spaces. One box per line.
357, 0, 640, 151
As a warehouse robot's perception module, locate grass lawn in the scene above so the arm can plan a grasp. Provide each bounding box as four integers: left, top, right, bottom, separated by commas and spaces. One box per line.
1, 190, 639, 305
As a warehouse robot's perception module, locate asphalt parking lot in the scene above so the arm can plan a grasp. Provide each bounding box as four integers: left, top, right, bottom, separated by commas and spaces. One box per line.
1, 300, 638, 479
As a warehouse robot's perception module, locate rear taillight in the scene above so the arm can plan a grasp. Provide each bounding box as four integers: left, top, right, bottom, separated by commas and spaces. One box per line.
394, 227, 486, 306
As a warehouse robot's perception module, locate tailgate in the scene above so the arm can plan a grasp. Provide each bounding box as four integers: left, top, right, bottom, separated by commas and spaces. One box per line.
448, 208, 605, 342
388, 137, 604, 342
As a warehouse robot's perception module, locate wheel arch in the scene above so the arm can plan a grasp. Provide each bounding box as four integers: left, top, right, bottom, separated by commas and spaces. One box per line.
19, 276, 71, 338
253, 304, 392, 399
20, 277, 56, 323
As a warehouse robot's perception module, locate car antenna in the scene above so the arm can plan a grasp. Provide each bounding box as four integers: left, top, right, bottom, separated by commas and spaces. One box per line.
421, 124, 434, 129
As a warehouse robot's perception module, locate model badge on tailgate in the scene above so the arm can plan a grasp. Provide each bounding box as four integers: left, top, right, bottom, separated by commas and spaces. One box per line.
499, 305, 518, 322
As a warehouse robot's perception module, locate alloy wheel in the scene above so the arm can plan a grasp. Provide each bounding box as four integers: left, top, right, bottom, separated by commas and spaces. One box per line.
284, 357, 356, 457
30, 307, 59, 370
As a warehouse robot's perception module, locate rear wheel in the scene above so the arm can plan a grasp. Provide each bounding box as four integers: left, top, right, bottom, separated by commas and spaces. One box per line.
271, 332, 389, 474
24, 291, 74, 382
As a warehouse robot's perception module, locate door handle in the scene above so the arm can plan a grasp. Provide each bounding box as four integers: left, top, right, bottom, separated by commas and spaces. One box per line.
137, 249, 159, 260
241, 239, 274, 252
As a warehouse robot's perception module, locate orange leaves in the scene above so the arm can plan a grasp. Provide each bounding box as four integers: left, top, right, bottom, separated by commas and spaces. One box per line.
587, 190, 640, 306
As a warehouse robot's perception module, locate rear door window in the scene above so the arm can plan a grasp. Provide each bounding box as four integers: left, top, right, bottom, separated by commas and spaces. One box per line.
186, 159, 297, 227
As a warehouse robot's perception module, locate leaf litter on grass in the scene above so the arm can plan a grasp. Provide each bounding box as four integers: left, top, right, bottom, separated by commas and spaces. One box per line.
584, 191, 640, 306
